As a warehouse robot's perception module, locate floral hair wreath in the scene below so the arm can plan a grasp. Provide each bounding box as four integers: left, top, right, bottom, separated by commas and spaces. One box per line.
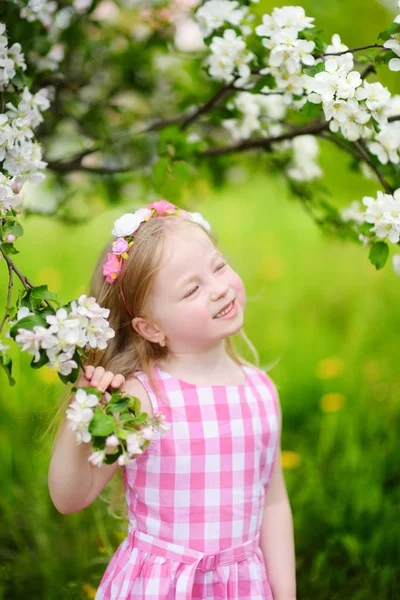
102, 199, 211, 284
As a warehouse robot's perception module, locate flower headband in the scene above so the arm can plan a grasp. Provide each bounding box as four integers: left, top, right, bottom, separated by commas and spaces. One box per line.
102, 199, 211, 285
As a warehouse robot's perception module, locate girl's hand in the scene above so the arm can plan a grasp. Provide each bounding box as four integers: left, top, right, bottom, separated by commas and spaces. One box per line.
76, 366, 126, 402
75, 366, 126, 429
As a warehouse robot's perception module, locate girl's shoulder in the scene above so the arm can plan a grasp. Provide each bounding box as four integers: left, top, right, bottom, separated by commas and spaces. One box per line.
121, 372, 154, 419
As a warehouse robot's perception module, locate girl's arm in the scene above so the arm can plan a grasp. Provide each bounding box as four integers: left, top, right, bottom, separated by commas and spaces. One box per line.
259, 396, 297, 600
48, 366, 124, 514
48, 412, 119, 514
48, 371, 148, 514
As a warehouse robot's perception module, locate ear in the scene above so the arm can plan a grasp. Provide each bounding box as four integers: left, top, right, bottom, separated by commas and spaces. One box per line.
131, 316, 163, 344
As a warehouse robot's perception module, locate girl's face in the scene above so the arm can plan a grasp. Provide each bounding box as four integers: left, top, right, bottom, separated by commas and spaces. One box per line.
143, 223, 246, 352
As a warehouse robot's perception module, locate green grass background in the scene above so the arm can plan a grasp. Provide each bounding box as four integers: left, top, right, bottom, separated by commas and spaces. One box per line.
1, 0, 400, 598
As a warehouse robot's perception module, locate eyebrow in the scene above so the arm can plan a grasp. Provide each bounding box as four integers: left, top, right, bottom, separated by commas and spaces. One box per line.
176, 250, 223, 289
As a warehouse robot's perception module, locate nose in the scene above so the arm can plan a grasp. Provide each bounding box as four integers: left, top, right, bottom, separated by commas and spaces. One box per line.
210, 281, 229, 302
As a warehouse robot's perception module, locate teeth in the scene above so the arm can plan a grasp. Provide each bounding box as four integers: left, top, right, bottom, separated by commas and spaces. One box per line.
215, 301, 233, 318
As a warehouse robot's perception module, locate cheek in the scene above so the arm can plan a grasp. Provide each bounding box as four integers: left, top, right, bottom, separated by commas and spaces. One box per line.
231, 272, 247, 309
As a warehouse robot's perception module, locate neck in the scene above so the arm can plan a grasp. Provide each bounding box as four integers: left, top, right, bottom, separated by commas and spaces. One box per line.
157, 343, 243, 384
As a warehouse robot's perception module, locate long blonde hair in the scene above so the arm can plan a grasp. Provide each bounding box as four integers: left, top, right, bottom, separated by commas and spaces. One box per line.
43, 213, 264, 519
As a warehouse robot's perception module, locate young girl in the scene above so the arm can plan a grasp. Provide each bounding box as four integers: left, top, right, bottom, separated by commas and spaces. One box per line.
48, 201, 297, 600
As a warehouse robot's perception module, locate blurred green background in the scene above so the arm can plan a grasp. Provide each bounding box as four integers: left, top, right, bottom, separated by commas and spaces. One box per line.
1, 0, 400, 599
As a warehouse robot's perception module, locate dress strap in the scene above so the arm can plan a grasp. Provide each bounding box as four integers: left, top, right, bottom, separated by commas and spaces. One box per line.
133, 369, 162, 418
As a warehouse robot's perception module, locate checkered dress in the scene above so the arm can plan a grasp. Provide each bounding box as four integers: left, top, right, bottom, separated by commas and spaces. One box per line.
95, 364, 280, 600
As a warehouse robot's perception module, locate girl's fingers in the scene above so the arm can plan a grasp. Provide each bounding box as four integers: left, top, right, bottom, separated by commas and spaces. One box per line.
90, 366, 105, 388
85, 365, 95, 379
111, 374, 125, 388
98, 371, 115, 392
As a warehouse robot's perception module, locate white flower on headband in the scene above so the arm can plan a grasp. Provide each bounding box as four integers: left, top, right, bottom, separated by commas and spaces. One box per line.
190, 212, 211, 231
112, 211, 149, 238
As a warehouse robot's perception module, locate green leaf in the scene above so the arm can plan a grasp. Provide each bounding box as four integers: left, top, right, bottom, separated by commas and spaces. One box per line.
30, 351, 49, 369
369, 241, 389, 270
357, 222, 374, 235
378, 23, 400, 41
251, 74, 276, 93
102, 452, 120, 465
9, 314, 47, 339
106, 396, 131, 413
128, 395, 143, 414
89, 411, 116, 437
303, 62, 325, 77
3, 221, 24, 238
299, 101, 322, 117
115, 427, 129, 440
1, 243, 19, 256
383, 49, 397, 65
26, 285, 61, 310
0, 354, 16, 386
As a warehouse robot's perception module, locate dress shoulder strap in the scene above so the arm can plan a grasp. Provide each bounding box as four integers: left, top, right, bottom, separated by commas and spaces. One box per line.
131, 368, 163, 418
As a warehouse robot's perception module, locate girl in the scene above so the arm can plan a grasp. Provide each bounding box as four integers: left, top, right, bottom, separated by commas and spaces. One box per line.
48, 200, 297, 600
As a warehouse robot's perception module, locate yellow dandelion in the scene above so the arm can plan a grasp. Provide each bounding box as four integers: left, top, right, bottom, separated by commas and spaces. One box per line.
316, 357, 344, 379
363, 360, 380, 382
281, 450, 302, 469
37, 366, 59, 384
320, 393, 345, 413
37, 267, 62, 293
81, 582, 97, 599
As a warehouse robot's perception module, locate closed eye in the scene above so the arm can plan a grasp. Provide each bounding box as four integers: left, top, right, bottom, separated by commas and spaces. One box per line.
183, 263, 227, 299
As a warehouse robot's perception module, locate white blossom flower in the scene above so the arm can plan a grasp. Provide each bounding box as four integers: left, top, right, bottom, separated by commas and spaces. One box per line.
207, 28, 254, 84
393, 254, 400, 275
286, 135, 323, 182
106, 434, 120, 448
74, 0, 93, 14
340, 200, 365, 224
127, 432, 143, 456
367, 123, 400, 165
195, 0, 248, 38
66, 388, 99, 443
141, 426, 154, 441
362, 189, 400, 244
88, 449, 106, 467
118, 452, 130, 466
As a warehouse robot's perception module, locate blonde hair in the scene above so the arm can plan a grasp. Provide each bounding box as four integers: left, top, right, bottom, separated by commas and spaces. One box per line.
43, 213, 264, 520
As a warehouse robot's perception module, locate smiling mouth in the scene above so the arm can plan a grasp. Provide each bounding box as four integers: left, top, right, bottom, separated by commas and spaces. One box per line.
213, 299, 235, 319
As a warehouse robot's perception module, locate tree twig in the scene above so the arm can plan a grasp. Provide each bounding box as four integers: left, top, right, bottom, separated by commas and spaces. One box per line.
316, 44, 385, 59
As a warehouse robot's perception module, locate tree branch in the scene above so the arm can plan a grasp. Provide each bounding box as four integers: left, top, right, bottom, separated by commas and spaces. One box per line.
0, 251, 14, 335
198, 120, 329, 157
353, 139, 393, 193
180, 83, 236, 130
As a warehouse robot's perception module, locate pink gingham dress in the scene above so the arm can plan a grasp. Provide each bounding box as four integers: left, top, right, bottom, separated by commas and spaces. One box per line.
95, 363, 280, 600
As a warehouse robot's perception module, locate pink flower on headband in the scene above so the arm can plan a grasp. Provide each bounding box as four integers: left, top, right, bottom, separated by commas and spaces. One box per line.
148, 200, 176, 216
112, 238, 129, 255
103, 252, 122, 283
136, 207, 152, 220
